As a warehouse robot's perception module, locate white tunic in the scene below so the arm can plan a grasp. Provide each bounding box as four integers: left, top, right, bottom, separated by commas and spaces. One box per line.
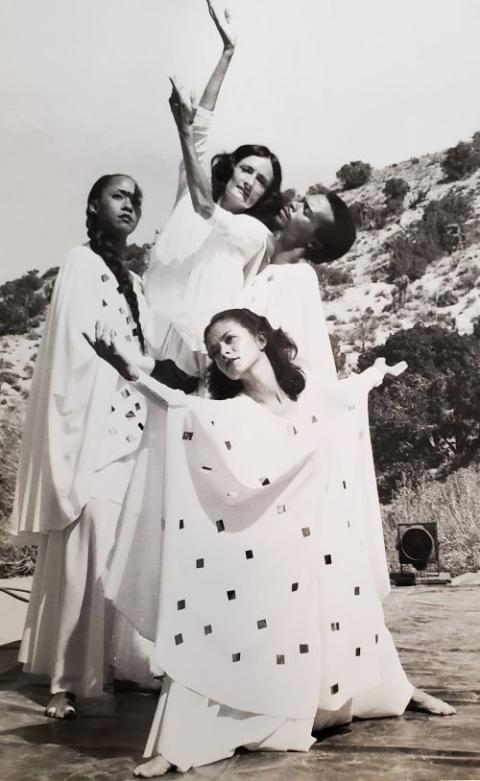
144, 107, 270, 374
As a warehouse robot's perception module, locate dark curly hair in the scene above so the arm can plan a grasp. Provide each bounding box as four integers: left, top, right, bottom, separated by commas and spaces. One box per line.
305, 191, 356, 264
211, 144, 283, 231
204, 308, 305, 401
86, 174, 146, 353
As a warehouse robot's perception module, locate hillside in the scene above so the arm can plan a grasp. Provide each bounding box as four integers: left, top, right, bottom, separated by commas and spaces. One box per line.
1, 136, 480, 575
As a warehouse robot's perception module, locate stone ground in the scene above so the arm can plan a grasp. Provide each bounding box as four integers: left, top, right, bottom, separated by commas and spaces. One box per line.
0, 574, 479, 781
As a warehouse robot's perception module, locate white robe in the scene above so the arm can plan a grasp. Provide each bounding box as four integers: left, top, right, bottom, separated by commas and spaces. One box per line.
12, 245, 153, 696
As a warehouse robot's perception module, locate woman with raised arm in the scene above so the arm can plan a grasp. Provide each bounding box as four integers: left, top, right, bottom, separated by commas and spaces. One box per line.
88, 309, 421, 776
144, 0, 283, 377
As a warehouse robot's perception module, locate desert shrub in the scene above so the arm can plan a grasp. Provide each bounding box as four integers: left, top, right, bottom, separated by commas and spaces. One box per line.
436, 290, 458, 307
383, 177, 410, 214
385, 191, 473, 282
336, 161, 372, 191
0, 270, 48, 336
386, 468, 480, 576
441, 140, 480, 181
350, 201, 387, 231
408, 187, 430, 209
358, 324, 480, 501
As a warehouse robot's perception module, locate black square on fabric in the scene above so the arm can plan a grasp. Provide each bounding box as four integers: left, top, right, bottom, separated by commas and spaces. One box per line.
179, 519, 184, 530
330, 683, 339, 695
121, 388, 131, 399
138, 422, 144, 430
355, 647, 361, 657
101, 273, 109, 282
216, 520, 225, 533
257, 619, 267, 630
227, 590, 236, 601
276, 655, 285, 665
331, 622, 340, 631
110, 406, 115, 413
277, 504, 286, 514
311, 415, 318, 423
324, 554, 332, 564
375, 633, 379, 644
102, 299, 108, 307
177, 600, 186, 610
202, 465, 212, 471
125, 410, 135, 418
291, 582, 299, 592
245, 550, 254, 559
225, 441, 232, 450
174, 634, 183, 646
232, 652, 241, 662
302, 527, 311, 537
354, 586, 360, 595
135, 402, 141, 410
182, 431, 193, 440
204, 624, 212, 635
196, 558, 204, 569
342, 480, 347, 489
299, 644, 309, 654
260, 477, 270, 486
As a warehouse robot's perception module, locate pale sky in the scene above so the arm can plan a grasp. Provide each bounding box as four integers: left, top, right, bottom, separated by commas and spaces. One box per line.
1, 0, 479, 281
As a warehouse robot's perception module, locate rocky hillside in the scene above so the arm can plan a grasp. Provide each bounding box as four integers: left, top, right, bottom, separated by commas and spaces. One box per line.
1, 137, 480, 568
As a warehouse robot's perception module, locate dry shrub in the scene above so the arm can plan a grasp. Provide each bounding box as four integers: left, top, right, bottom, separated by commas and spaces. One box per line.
384, 467, 480, 576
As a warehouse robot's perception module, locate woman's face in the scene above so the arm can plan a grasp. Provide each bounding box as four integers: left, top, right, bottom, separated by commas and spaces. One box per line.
205, 319, 266, 380
220, 155, 275, 213
91, 176, 142, 236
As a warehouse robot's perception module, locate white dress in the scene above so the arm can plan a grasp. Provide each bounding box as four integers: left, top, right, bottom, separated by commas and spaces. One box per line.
107, 368, 412, 772
144, 107, 270, 374
12, 246, 153, 696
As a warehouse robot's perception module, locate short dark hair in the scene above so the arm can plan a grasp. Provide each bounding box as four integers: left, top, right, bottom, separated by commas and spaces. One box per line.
211, 144, 283, 230
204, 308, 305, 401
306, 191, 356, 264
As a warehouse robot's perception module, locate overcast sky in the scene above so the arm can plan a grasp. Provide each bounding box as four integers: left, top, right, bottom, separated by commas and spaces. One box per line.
1, 0, 479, 281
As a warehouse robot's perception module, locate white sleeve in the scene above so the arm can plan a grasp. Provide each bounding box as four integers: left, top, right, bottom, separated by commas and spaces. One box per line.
175, 106, 213, 204
206, 204, 269, 268
132, 370, 187, 410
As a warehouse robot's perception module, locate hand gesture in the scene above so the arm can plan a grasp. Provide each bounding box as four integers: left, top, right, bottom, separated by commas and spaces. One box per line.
169, 77, 197, 132
83, 321, 140, 381
371, 357, 408, 386
206, 1, 236, 52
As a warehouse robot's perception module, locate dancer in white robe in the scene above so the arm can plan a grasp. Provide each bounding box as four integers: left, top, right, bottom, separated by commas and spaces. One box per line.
145, 1, 285, 375
89, 307, 441, 776
11, 174, 156, 718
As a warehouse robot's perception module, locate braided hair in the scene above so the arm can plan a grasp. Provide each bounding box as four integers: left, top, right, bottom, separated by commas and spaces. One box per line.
86, 174, 146, 353
204, 308, 305, 401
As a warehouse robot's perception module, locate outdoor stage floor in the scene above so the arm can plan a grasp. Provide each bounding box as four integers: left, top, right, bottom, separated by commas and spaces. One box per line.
0, 574, 479, 781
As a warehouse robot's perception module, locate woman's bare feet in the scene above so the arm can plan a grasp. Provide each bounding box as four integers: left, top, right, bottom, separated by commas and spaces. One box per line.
134, 756, 173, 777
409, 688, 456, 716
45, 691, 77, 719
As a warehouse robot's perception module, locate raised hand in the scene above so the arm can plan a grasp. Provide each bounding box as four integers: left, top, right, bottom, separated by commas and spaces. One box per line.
83, 321, 141, 381
206, 1, 236, 52
372, 357, 408, 384
169, 77, 197, 133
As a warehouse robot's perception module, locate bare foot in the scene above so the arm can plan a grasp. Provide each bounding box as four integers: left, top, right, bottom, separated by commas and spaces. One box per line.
409, 688, 456, 716
134, 756, 173, 777
45, 691, 77, 719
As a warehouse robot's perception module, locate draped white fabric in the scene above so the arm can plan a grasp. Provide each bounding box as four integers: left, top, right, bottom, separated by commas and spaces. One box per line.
11, 246, 148, 543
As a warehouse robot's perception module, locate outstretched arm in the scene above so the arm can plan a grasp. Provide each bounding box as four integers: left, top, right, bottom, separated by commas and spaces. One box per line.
172, 2, 236, 206
170, 79, 216, 219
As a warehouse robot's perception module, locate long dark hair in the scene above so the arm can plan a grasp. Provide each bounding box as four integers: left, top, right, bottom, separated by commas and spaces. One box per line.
204, 308, 305, 401
86, 174, 146, 353
211, 144, 283, 230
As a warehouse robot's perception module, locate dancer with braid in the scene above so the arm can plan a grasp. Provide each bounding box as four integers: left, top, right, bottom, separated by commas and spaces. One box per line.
12, 174, 155, 718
